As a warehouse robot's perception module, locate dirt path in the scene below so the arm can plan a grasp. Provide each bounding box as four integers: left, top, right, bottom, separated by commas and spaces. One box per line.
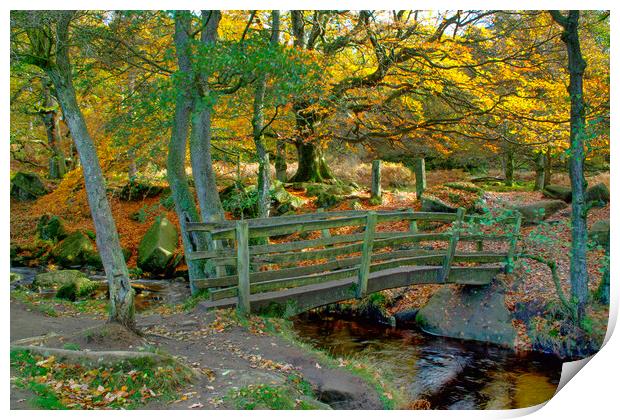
10, 301, 383, 410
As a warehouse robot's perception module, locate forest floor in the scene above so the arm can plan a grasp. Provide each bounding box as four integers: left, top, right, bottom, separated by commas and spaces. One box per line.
10, 299, 391, 410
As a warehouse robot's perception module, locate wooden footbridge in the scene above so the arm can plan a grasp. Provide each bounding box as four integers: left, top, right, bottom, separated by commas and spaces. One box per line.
183, 208, 521, 316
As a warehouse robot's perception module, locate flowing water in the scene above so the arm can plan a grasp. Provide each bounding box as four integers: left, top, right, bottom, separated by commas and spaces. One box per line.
293, 314, 562, 409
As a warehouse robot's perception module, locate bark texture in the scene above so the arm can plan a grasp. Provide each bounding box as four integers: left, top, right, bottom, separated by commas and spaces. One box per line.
550, 10, 589, 323
29, 11, 135, 329
252, 10, 280, 218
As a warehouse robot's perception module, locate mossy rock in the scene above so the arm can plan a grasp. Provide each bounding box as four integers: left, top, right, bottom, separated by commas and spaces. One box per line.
315, 192, 344, 209
420, 195, 458, 213
137, 216, 179, 274
589, 219, 610, 248
51, 232, 99, 267
10, 272, 22, 284
415, 281, 516, 347
117, 181, 164, 201
585, 183, 610, 206
10, 172, 47, 201
542, 185, 572, 202
512, 200, 567, 224
271, 182, 305, 215
36, 215, 67, 242
33, 269, 90, 289
444, 182, 484, 194
305, 183, 356, 198
56, 276, 99, 301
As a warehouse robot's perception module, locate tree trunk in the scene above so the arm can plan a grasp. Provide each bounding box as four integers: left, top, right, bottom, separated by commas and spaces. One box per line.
504, 150, 514, 187
168, 12, 207, 293
190, 106, 224, 223
414, 157, 426, 199
544, 147, 552, 187
551, 10, 589, 324
190, 11, 225, 224
45, 12, 135, 329
252, 10, 280, 219
275, 139, 288, 182
371, 159, 382, 200
40, 79, 66, 179
290, 140, 333, 182
534, 151, 545, 191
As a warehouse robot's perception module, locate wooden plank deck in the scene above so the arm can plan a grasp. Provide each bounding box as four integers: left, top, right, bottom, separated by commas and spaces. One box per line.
197, 263, 504, 315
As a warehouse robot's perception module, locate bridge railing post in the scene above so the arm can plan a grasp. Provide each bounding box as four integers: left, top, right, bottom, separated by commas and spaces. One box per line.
235, 220, 250, 315
407, 208, 418, 233
357, 211, 377, 298
506, 212, 522, 273
438, 207, 465, 282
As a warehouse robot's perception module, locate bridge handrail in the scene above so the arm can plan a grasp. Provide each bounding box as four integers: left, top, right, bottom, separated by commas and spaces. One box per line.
184, 208, 522, 314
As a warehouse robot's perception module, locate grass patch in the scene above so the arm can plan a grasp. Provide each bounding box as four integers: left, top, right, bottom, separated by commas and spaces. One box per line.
182, 289, 211, 311
10, 349, 192, 409
226, 383, 315, 410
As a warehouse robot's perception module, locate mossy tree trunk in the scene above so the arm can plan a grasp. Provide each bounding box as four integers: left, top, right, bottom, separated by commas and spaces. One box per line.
290, 138, 334, 183
39, 78, 66, 179
168, 12, 206, 290
544, 147, 552, 187
190, 10, 225, 224
25, 11, 135, 329
534, 151, 545, 191
414, 157, 426, 199
275, 139, 288, 182
252, 10, 280, 219
504, 149, 514, 187
551, 10, 589, 324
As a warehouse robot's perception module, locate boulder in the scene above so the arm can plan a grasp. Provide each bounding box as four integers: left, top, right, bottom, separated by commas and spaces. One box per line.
51, 232, 99, 267
420, 195, 458, 213
271, 182, 305, 215
36, 215, 67, 242
56, 276, 99, 301
415, 281, 517, 347
444, 182, 484, 194
33, 269, 89, 289
315, 192, 344, 209
585, 183, 610, 206
589, 219, 610, 248
10, 172, 47, 201
137, 216, 179, 274
512, 200, 567, 224
542, 185, 572, 202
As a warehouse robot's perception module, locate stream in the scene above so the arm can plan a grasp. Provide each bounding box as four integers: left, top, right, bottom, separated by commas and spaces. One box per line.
292, 314, 562, 409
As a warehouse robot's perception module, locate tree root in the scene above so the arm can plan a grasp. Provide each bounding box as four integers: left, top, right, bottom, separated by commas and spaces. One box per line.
10, 345, 179, 369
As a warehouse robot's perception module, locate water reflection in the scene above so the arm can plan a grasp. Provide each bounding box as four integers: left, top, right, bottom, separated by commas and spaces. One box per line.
293, 315, 561, 409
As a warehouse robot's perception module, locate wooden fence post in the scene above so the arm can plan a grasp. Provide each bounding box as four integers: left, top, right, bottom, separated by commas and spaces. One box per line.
357, 211, 377, 298
371, 160, 382, 202
415, 157, 426, 199
506, 212, 522, 273
236, 220, 250, 315
180, 211, 198, 295
407, 208, 418, 233
438, 207, 465, 282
